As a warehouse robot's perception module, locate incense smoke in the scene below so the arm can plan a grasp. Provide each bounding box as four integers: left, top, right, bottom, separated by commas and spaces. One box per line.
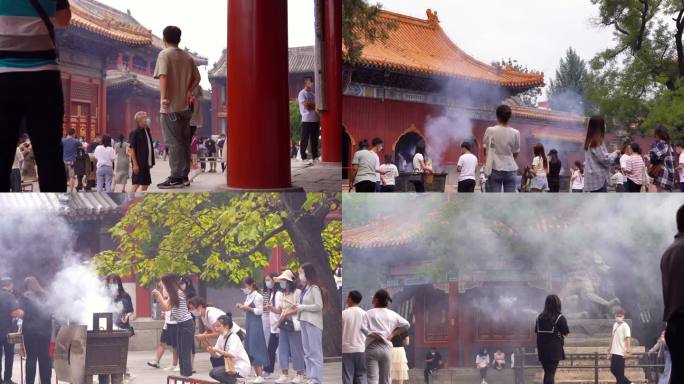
0, 209, 121, 329
343, 194, 683, 346
424, 109, 475, 171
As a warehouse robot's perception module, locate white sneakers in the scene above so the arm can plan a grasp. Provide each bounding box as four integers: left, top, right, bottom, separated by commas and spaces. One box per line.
274, 375, 290, 384
252, 376, 265, 383
162, 366, 176, 371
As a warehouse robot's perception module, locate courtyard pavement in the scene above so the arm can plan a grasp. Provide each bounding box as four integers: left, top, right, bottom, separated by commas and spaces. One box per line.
30, 159, 341, 193
9, 350, 342, 383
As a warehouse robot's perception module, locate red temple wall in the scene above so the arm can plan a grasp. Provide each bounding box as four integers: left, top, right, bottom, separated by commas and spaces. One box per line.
343, 96, 589, 175
61, 72, 105, 141
107, 95, 162, 142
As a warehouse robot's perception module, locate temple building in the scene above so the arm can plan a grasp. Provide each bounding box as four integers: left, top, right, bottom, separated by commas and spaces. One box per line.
342, 9, 589, 181
209, 46, 317, 136
56, 0, 208, 142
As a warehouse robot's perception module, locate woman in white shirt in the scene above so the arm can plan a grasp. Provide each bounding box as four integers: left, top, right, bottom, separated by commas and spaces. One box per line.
295, 263, 325, 384
262, 273, 283, 378
378, 155, 399, 193
570, 161, 585, 193
457, 141, 478, 193
411, 140, 433, 193
476, 349, 491, 384
270, 270, 306, 383
208, 315, 252, 384
363, 289, 410, 384
93, 135, 116, 192
235, 277, 269, 383
530, 143, 549, 192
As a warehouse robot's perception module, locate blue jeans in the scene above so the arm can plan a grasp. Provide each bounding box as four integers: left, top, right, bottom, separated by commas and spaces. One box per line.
659, 350, 671, 384
301, 321, 323, 384
487, 170, 517, 192
278, 328, 306, 371
96, 165, 113, 192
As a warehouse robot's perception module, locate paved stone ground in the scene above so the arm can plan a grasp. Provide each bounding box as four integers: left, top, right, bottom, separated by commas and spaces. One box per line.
9, 350, 342, 383
30, 159, 340, 193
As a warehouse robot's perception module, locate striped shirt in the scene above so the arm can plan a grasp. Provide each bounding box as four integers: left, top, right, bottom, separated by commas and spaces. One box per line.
624, 155, 645, 185
0, 0, 69, 73
170, 290, 193, 323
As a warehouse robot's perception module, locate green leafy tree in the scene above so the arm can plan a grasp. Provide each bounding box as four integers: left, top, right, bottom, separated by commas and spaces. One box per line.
492, 58, 543, 108
290, 99, 302, 143
95, 192, 342, 356
343, 0, 397, 64
587, 0, 684, 136
548, 47, 591, 114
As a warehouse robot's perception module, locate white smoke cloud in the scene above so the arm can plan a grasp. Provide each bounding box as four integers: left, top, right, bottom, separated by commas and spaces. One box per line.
0, 208, 121, 330
424, 109, 475, 170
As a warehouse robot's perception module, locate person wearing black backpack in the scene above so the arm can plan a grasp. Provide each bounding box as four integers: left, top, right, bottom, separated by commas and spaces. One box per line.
0, 0, 71, 192
535, 295, 570, 384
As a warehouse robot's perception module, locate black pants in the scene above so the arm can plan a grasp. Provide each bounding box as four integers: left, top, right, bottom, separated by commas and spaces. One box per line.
610, 354, 630, 384
0, 71, 66, 192
667, 315, 684, 384
177, 319, 195, 377
209, 367, 239, 384
1, 336, 14, 383
24, 333, 52, 384
548, 177, 560, 192
265, 332, 279, 374
412, 180, 425, 193
514, 368, 524, 384
380, 185, 395, 193
626, 178, 642, 192
541, 360, 559, 384
423, 368, 433, 383
300, 122, 320, 160
457, 179, 476, 192
479, 367, 488, 379
355, 180, 376, 193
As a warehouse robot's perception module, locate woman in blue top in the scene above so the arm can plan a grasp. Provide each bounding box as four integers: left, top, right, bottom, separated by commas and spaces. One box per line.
236, 277, 269, 383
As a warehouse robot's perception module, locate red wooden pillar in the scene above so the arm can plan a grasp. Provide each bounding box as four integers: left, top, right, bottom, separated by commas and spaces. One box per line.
320, 0, 343, 163
227, 0, 294, 190
448, 282, 460, 367
124, 99, 132, 138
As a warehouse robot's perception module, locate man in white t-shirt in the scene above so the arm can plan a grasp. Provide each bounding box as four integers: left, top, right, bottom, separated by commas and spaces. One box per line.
483, 105, 520, 193
675, 142, 684, 192
620, 143, 632, 173
350, 138, 386, 193
298, 77, 321, 164
608, 308, 632, 384
342, 291, 368, 384
457, 141, 478, 193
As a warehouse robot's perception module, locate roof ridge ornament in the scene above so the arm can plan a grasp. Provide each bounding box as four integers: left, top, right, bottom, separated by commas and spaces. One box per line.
426, 9, 440, 27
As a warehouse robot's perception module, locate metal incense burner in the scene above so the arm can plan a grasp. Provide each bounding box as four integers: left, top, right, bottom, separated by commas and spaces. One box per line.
54, 313, 132, 384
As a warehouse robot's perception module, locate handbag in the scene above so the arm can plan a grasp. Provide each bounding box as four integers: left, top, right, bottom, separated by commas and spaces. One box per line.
279, 318, 295, 332
223, 334, 237, 374
484, 134, 494, 177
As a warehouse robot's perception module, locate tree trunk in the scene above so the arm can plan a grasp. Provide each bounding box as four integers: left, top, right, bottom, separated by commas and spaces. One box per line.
676, 10, 684, 79
281, 194, 342, 358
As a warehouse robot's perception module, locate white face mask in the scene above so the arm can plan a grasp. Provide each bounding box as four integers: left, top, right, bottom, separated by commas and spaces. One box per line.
190, 310, 201, 317
615, 316, 625, 323
242, 288, 251, 295
109, 284, 118, 294
299, 273, 307, 284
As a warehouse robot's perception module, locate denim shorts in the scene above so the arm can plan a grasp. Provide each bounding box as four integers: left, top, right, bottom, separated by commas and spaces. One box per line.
530, 175, 548, 191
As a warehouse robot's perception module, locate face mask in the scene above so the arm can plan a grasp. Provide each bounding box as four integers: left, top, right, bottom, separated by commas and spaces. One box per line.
242, 288, 251, 295
299, 273, 307, 284
109, 284, 118, 293
144, 118, 152, 127
279, 281, 287, 289
266, 281, 273, 289
615, 316, 625, 323
190, 310, 201, 317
